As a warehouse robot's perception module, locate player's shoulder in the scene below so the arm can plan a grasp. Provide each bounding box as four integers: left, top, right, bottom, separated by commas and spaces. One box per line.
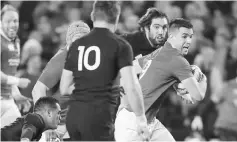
172, 55, 190, 70
24, 113, 44, 127
1, 117, 24, 130
113, 34, 132, 49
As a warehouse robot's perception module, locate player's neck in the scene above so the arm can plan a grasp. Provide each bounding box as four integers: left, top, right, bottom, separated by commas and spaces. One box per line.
93, 21, 115, 32
167, 39, 178, 49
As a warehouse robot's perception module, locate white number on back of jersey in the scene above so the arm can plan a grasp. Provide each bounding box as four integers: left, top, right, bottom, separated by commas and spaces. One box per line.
78, 46, 101, 71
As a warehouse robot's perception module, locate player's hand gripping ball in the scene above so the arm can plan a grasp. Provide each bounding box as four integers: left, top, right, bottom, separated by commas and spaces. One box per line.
191, 65, 205, 83
173, 65, 205, 104
173, 83, 193, 104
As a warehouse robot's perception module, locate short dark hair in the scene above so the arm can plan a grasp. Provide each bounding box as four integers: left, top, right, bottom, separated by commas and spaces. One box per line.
91, 0, 121, 24
138, 8, 169, 28
34, 97, 59, 112
1, 4, 18, 20
169, 18, 193, 30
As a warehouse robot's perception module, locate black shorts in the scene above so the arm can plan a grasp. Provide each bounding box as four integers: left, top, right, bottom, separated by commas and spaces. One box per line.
66, 93, 119, 141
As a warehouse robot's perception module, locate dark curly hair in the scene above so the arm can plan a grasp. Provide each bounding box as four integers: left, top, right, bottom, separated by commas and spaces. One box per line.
138, 8, 169, 29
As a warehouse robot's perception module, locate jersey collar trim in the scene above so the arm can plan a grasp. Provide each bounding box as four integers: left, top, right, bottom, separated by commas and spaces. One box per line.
165, 41, 182, 55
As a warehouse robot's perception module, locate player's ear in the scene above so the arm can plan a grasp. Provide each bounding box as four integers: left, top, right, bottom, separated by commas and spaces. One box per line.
47, 109, 53, 117
144, 25, 149, 32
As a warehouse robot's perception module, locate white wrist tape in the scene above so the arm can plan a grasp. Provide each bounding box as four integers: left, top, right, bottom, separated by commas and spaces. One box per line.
7, 76, 20, 86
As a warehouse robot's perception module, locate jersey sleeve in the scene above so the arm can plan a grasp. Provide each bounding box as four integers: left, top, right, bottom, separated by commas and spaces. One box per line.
64, 43, 76, 71
171, 56, 193, 81
38, 48, 68, 89
21, 114, 44, 140
117, 39, 133, 70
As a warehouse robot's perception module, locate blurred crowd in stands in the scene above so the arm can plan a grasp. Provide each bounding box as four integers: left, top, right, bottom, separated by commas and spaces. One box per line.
1, 1, 237, 141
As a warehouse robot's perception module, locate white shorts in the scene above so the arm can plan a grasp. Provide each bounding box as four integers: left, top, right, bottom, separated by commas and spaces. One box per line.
114, 108, 175, 142
1, 97, 21, 128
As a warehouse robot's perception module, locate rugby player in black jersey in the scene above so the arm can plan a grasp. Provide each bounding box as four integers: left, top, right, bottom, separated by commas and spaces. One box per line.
1, 97, 61, 142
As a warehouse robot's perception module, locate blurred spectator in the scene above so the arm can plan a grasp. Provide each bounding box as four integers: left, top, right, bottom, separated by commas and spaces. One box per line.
154, 1, 172, 13
121, 5, 135, 21
231, 1, 237, 20
184, 2, 200, 20
19, 55, 42, 100
16, 55, 42, 115
20, 31, 43, 68
212, 10, 227, 30
225, 38, 237, 80
119, 14, 139, 33
213, 73, 237, 141
166, 6, 182, 20
67, 8, 81, 23
185, 18, 213, 65
33, 15, 59, 61
234, 26, 237, 37
55, 24, 68, 50
33, 1, 50, 21
80, 1, 94, 28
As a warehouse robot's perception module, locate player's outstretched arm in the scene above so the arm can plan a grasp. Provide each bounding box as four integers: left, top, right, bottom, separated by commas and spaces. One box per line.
120, 66, 150, 141
120, 66, 145, 116
32, 48, 67, 103
60, 69, 74, 96
32, 81, 48, 104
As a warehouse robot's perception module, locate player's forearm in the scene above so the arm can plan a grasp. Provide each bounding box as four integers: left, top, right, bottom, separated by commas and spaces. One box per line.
125, 80, 145, 117
120, 66, 146, 117
32, 81, 48, 103
60, 81, 72, 95
1, 71, 20, 85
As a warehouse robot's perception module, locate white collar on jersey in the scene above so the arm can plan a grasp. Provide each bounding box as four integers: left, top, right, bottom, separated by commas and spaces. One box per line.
167, 40, 178, 49
0, 28, 12, 42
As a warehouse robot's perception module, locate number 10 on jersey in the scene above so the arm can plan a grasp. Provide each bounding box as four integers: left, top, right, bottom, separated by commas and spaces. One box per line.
78, 46, 101, 71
